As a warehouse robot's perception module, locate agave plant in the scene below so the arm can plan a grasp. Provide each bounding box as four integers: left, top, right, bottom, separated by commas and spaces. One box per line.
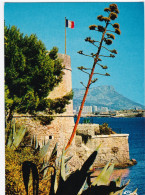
6, 119, 27, 150
22, 145, 137, 195
5, 120, 59, 194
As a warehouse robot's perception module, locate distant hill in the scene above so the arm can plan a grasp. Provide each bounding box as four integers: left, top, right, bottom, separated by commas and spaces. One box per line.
73, 85, 145, 111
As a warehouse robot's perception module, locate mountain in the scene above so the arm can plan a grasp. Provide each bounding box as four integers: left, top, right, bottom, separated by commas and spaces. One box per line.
73, 85, 145, 111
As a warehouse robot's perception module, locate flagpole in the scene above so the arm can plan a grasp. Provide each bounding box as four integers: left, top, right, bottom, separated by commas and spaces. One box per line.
65, 17, 66, 54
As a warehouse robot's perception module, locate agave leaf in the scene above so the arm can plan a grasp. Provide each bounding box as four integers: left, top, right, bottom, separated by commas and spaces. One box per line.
11, 126, 26, 149
56, 147, 98, 194
51, 149, 65, 194
30, 136, 33, 146
130, 188, 138, 195
44, 136, 46, 145
22, 161, 39, 195
35, 135, 38, 149
96, 143, 102, 151
6, 127, 13, 147
28, 171, 33, 190
109, 180, 130, 195
12, 119, 16, 140
60, 149, 66, 181
97, 164, 114, 186
6, 120, 15, 147
65, 156, 73, 164
12, 119, 16, 131
56, 169, 82, 195
114, 176, 123, 195
43, 167, 48, 179
92, 161, 110, 186
56, 150, 98, 195
40, 160, 49, 179
39, 140, 50, 159
78, 179, 87, 195
115, 176, 122, 187
49, 143, 58, 166
56, 147, 70, 165
82, 180, 129, 195
81, 149, 98, 173
31, 135, 35, 148
49, 167, 56, 195
54, 169, 60, 193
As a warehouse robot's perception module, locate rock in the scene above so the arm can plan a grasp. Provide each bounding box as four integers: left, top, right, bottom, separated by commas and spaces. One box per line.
131, 159, 137, 165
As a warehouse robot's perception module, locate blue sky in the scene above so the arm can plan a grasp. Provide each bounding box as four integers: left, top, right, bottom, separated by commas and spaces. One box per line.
4, 2, 144, 105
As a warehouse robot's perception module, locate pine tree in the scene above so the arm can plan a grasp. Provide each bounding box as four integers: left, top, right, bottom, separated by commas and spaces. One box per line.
5, 25, 73, 123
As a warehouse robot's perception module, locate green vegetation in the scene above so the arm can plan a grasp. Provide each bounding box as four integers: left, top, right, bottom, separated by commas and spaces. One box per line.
5, 24, 73, 123
82, 118, 92, 124
99, 123, 116, 135
5, 120, 56, 194
76, 132, 92, 144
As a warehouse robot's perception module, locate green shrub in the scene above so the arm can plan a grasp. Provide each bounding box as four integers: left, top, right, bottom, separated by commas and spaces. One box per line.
83, 118, 91, 124
99, 123, 116, 135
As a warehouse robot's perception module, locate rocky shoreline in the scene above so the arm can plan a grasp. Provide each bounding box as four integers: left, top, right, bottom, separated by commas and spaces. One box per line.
93, 159, 137, 169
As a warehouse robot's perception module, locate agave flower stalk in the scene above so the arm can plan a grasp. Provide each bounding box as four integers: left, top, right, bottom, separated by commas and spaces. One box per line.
65, 23, 109, 150
65, 4, 120, 150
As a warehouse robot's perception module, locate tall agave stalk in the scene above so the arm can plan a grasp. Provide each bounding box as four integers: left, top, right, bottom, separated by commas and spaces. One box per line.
65, 3, 121, 150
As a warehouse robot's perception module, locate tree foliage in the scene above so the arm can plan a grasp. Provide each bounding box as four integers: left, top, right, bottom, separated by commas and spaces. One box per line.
5, 25, 73, 122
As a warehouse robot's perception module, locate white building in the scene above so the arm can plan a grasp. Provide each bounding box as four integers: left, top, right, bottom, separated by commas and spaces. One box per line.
92, 106, 98, 113
79, 106, 92, 114
100, 107, 109, 113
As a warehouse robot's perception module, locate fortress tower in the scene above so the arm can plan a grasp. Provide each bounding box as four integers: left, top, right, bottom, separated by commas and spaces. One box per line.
47, 54, 75, 151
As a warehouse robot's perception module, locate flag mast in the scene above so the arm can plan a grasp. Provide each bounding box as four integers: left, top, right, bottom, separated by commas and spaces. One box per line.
65, 17, 66, 54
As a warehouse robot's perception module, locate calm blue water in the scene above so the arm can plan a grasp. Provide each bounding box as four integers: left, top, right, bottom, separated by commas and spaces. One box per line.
75, 117, 145, 194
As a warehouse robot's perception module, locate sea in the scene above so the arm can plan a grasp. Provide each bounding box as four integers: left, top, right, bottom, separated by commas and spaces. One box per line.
74, 117, 145, 195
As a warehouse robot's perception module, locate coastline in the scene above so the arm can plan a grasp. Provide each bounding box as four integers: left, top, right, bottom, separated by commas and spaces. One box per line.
93, 159, 137, 169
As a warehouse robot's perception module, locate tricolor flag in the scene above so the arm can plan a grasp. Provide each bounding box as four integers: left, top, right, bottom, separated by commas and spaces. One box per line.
66, 19, 74, 29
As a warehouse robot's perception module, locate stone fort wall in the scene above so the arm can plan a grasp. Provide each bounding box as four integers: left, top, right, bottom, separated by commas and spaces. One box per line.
75, 133, 130, 168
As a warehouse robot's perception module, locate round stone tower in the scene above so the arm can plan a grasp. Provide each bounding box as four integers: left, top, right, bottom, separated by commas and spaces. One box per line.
47, 54, 75, 152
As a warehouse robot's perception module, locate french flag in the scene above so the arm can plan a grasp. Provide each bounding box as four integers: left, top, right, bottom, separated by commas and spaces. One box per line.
66, 19, 74, 29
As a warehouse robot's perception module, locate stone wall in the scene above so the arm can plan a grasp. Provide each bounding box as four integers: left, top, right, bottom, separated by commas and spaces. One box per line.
77, 124, 100, 136
75, 134, 130, 168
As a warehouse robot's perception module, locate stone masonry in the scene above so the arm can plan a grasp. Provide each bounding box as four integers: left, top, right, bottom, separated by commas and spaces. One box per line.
75, 124, 130, 168
77, 124, 100, 136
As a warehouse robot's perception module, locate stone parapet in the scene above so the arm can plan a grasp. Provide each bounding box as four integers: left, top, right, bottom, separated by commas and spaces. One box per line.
77, 124, 100, 136
75, 133, 130, 168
